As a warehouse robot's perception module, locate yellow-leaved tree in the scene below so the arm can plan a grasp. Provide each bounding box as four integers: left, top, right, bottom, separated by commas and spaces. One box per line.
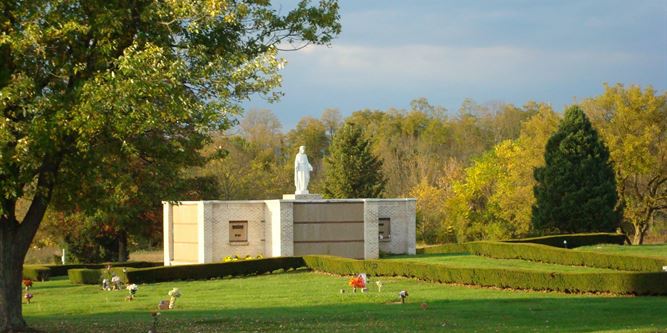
583, 84, 667, 244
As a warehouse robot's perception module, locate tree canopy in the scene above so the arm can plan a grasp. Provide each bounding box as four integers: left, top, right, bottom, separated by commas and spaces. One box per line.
583, 84, 667, 244
0, 0, 340, 330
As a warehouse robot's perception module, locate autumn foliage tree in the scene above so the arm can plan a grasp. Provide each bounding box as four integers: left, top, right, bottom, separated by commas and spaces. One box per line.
583, 84, 667, 244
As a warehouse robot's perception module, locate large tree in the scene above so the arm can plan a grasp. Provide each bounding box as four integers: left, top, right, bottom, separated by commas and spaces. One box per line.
323, 123, 385, 198
446, 104, 560, 241
583, 84, 667, 244
0, 1, 340, 330
532, 105, 620, 233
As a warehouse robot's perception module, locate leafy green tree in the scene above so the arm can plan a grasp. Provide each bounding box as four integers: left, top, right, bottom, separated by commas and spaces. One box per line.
0, 0, 340, 330
532, 106, 620, 233
323, 123, 386, 198
583, 84, 667, 244
445, 104, 561, 241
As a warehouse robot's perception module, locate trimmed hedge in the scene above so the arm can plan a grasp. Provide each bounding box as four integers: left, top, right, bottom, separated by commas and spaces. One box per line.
22, 266, 50, 281
22, 261, 161, 281
67, 267, 134, 285
303, 255, 667, 295
68, 269, 103, 284
465, 241, 667, 272
125, 257, 306, 284
416, 243, 467, 255
503, 233, 625, 248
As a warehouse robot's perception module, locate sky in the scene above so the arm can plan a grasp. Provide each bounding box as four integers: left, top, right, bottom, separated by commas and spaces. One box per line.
244, 0, 667, 129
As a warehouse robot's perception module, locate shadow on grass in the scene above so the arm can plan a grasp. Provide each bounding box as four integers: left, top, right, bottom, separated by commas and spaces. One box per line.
26, 295, 667, 333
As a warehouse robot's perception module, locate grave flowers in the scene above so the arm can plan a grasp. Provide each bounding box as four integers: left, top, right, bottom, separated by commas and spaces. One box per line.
168, 288, 181, 309
22, 278, 32, 291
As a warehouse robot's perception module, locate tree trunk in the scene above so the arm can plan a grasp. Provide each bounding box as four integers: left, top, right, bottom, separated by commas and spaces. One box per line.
117, 231, 128, 263
632, 222, 647, 245
0, 224, 29, 332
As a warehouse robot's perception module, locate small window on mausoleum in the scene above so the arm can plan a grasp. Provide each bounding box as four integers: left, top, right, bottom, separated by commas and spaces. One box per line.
379, 218, 391, 241
229, 221, 248, 242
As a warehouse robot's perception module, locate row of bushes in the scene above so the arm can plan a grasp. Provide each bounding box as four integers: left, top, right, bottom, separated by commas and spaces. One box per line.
23, 261, 161, 281
416, 233, 625, 255
62, 254, 667, 295
67, 257, 306, 284
417, 243, 468, 255
125, 257, 306, 284
452, 241, 667, 272
502, 233, 626, 248
68, 267, 132, 285
302, 255, 667, 295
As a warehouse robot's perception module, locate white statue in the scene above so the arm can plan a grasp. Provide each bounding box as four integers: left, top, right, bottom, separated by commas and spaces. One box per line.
294, 146, 313, 194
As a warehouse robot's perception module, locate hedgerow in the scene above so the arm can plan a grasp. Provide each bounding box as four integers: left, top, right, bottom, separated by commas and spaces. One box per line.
302, 255, 667, 295
502, 233, 625, 248
22, 261, 161, 281
125, 257, 306, 283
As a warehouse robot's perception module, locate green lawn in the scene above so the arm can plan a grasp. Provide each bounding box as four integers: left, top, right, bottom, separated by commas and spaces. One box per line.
386, 253, 623, 272
23, 270, 666, 332
577, 244, 667, 259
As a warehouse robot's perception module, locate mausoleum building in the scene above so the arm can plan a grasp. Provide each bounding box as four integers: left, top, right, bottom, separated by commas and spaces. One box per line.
162, 146, 416, 266
162, 194, 416, 265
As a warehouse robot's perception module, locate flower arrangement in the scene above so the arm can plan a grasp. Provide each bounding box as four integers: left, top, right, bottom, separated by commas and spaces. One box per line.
111, 275, 122, 290
127, 283, 138, 300
223, 255, 240, 262
22, 278, 33, 291
24, 293, 33, 304
348, 275, 365, 292
168, 288, 181, 309
224, 254, 263, 262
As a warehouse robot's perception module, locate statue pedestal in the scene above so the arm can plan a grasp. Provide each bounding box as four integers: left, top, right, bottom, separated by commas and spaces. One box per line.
282, 194, 323, 200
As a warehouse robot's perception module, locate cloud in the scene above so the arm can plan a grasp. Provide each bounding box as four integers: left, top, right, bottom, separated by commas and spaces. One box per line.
283, 43, 646, 89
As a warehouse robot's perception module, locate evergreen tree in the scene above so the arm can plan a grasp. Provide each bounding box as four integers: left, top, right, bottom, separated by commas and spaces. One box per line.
323, 123, 386, 198
532, 106, 620, 233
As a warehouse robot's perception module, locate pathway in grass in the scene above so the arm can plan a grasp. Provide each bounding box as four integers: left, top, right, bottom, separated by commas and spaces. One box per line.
386, 253, 624, 272
23, 271, 666, 332
577, 244, 667, 259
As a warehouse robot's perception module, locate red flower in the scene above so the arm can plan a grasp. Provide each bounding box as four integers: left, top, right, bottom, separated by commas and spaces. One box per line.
348, 276, 365, 289
22, 279, 33, 288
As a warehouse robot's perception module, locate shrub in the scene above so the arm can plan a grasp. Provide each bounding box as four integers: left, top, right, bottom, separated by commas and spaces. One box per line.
503, 233, 625, 248
465, 241, 667, 272
67, 267, 134, 285
126, 257, 306, 283
302, 255, 667, 295
68, 269, 103, 284
417, 243, 467, 255
22, 266, 50, 281
22, 261, 161, 280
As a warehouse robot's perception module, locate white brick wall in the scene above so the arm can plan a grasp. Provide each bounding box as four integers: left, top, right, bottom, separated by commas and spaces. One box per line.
378, 199, 417, 255
209, 201, 266, 261
363, 201, 380, 259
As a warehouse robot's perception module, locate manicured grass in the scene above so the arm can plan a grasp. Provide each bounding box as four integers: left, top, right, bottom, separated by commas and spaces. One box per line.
577, 244, 667, 259
23, 270, 666, 332
386, 253, 624, 272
